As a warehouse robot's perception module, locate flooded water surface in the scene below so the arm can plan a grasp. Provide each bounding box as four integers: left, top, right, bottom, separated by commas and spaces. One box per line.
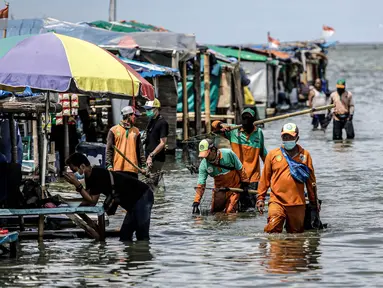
1, 47, 383, 287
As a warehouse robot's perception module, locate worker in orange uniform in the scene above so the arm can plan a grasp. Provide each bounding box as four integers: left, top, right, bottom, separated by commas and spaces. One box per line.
256, 123, 320, 233
192, 139, 250, 214
211, 107, 267, 211
105, 106, 146, 179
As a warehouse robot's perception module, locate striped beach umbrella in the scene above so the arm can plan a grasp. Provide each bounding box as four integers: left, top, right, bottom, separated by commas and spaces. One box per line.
0, 33, 155, 99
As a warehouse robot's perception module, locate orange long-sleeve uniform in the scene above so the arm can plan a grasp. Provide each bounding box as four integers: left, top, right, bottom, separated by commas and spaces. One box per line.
212, 121, 267, 183
257, 145, 317, 233
194, 148, 249, 213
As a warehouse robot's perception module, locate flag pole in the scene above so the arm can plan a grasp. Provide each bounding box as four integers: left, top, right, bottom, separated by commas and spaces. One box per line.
2, 2, 8, 39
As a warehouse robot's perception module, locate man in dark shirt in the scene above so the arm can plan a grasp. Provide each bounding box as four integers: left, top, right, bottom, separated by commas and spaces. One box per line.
63, 153, 154, 241
143, 99, 169, 172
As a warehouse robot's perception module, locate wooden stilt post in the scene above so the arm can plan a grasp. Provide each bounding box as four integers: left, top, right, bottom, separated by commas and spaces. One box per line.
63, 116, 69, 161
38, 92, 50, 240
182, 61, 189, 141
203, 52, 211, 133
193, 51, 201, 136
32, 120, 39, 171
37, 114, 44, 240
9, 114, 17, 164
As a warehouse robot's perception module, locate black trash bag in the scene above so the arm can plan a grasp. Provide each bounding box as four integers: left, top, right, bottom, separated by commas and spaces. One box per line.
304, 200, 327, 230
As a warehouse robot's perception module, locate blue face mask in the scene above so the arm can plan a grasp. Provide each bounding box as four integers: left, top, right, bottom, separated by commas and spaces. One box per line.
283, 140, 297, 150
74, 170, 84, 180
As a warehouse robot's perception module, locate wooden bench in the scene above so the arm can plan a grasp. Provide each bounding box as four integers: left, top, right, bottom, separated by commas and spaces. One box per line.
0, 231, 18, 257
0, 206, 106, 241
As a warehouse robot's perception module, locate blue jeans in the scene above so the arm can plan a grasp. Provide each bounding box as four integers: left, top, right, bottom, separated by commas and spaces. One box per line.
120, 188, 154, 241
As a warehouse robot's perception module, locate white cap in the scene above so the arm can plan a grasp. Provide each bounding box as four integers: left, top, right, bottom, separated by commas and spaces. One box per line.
121, 106, 141, 116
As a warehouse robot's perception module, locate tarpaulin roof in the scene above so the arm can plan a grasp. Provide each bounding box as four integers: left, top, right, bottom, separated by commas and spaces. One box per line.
119, 57, 180, 78
208, 45, 268, 62
247, 48, 291, 60
2, 18, 196, 58
117, 20, 170, 32
88, 20, 141, 33
250, 39, 337, 52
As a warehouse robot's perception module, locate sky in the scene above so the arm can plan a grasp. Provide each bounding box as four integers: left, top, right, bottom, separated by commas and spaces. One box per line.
5, 0, 383, 44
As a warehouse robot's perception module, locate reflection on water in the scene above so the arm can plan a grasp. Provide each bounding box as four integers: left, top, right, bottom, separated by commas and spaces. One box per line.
1, 47, 383, 286
259, 236, 321, 275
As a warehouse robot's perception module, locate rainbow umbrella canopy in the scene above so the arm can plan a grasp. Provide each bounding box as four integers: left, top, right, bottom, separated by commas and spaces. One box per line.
0, 33, 155, 100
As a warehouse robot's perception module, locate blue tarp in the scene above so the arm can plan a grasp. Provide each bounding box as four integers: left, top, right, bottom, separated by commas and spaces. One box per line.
0, 87, 43, 99
177, 57, 222, 114
119, 57, 179, 78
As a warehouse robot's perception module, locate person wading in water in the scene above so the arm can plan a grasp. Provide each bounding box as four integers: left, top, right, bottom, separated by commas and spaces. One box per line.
330, 79, 355, 140
211, 108, 267, 212
143, 99, 169, 172
105, 106, 145, 179
192, 139, 250, 214
308, 78, 331, 130
64, 153, 154, 241
256, 123, 320, 233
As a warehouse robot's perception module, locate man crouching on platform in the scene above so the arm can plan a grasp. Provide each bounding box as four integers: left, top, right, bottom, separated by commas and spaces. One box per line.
256, 123, 320, 233
63, 153, 154, 241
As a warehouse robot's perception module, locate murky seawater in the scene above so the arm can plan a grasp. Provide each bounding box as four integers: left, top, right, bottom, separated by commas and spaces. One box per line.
1, 48, 383, 287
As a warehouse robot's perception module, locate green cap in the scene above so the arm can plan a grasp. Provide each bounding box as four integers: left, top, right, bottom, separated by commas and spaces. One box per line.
336, 79, 346, 88
241, 108, 256, 117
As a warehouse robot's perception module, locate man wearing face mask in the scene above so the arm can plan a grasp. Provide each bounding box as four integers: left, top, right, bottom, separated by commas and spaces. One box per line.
308, 78, 331, 130
256, 123, 320, 233
211, 108, 267, 211
192, 139, 250, 214
330, 79, 355, 140
143, 99, 169, 172
105, 106, 145, 179
63, 153, 153, 241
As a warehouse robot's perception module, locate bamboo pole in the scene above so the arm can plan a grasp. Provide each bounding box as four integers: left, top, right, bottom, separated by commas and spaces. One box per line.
63, 116, 69, 161
113, 145, 149, 177
32, 120, 39, 170
203, 52, 211, 133
227, 71, 233, 125
182, 61, 189, 141
193, 52, 202, 136
38, 92, 50, 240
226, 104, 335, 131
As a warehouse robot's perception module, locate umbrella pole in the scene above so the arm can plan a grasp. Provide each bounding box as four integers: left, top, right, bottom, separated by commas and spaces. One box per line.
64, 116, 69, 161
38, 92, 50, 240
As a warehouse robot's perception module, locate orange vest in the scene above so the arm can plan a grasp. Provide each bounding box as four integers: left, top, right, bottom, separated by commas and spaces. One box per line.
111, 125, 140, 174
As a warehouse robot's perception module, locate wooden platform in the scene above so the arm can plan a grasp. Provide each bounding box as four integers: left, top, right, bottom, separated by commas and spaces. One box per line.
18, 229, 119, 240
0, 207, 105, 217
0, 206, 106, 241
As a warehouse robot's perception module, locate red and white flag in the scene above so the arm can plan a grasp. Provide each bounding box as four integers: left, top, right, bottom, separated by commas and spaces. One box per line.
268, 33, 280, 49
322, 25, 335, 38
0, 5, 8, 30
